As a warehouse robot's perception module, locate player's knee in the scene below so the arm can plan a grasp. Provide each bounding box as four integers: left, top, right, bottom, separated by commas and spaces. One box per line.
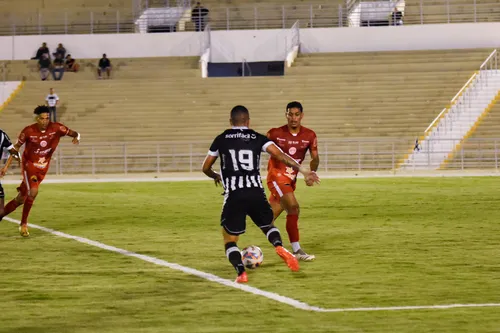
15, 195, 25, 205
29, 188, 38, 199
286, 204, 300, 215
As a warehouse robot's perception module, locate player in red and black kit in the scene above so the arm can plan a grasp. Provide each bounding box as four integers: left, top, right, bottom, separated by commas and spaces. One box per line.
0, 105, 80, 237
267, 101, 320, 261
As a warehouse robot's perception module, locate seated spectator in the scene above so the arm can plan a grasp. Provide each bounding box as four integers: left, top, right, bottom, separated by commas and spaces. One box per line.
97, 54, 112, 79
53, 43, 66, 58
38, 54, 51, 81
32, 43, 50, 60
52, 54, 65, 81
64, 54, 80, 72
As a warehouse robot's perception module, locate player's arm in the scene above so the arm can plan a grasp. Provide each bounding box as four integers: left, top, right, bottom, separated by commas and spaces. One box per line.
202, 154, 222, 187
265, 143, 320, 185
202, 137, 222, 187
309, 135, 320, 172
66, 129, 81, 144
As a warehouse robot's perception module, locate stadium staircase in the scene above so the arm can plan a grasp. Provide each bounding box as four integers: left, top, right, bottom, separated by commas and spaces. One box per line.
444, 94, 500, 169
0, 48, 494, 173
399, 50, 500, 170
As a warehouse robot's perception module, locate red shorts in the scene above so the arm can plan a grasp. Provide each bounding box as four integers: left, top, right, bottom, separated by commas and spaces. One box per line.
267, 179, 296, 204
17, 163, 47, 197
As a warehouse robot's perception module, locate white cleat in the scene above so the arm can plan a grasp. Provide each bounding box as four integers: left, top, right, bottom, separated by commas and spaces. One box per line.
294, 250, 315, 261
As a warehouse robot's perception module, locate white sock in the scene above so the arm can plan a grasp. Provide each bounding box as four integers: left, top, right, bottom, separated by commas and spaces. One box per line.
291, 242, 301, 253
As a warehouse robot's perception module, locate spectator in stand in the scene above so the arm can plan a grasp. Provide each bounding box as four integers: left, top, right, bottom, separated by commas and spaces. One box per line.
64, 54, 80, 72
38, 54, 51, 81
52, 54, 65, 81
97, 54, 112, 79
32, 43, 50, 60
52, 43, 67, 59
391, 7, 403, 26
45, 88, 60, 122
191, 2, 209, 32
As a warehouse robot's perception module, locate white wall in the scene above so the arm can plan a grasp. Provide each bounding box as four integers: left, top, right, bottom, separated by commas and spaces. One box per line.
300, 23, 500, 54
1, 23, 500, 61
210, 29, 292, 63
0, 32, 203, 60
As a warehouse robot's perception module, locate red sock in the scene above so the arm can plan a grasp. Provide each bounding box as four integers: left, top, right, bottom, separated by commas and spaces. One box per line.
21, 197, 34, 226
2, 199, 21, 217
286, 214, 300, 243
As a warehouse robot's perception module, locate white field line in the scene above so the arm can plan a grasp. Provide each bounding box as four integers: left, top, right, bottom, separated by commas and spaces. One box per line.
4, 217, 500, 313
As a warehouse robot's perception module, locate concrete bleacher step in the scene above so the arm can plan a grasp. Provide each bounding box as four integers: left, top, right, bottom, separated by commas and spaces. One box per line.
0, 48, 494, 172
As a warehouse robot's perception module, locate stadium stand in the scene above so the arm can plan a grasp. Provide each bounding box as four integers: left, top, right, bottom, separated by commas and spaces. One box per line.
0, 48, 494, 172
187, 1, 343, 30
403, 0, 500, 25
0, 0, 135, 35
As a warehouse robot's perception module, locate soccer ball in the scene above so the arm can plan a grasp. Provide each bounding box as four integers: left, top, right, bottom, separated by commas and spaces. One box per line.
241, 245, 264, 269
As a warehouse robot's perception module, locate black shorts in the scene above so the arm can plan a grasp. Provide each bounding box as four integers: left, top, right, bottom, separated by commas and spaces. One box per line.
0, 183, 4, 199
220, 188, 274, 236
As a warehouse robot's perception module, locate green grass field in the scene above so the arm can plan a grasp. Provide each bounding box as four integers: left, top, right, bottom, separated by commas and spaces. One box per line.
1, 177, 500, 333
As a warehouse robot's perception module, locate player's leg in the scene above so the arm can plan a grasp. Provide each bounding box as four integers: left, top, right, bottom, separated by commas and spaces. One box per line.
267, 182, 285, 221
0, 182, 26, 221
280, 187, 315, 261
18, 170, 43, 237
220, 194, 248, 283
0, 187, 4, 218
248, 190, 299, 272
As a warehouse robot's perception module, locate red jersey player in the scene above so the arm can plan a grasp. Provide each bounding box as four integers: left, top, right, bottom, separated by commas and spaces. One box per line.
267, 101, 320, 261
0, 105, 81, 237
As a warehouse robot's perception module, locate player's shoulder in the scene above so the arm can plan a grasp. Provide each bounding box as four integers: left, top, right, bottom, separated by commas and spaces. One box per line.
300, 126, 317, 137
51, 122, 68, 131
22, 124, 36, 133
267, 125, 286, 136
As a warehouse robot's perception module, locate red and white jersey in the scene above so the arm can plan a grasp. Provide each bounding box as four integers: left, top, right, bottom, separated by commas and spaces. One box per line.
17, 122, 70, 172
267, 125, 318, 183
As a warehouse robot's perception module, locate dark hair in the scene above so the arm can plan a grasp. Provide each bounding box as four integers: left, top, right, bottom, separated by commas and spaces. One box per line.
230, 105, 249, 125
286, 101, 303, 113
34, 105, 50, 115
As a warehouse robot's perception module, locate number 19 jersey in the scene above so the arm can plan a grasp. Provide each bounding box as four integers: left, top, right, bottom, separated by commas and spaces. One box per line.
207, 127, 274, 194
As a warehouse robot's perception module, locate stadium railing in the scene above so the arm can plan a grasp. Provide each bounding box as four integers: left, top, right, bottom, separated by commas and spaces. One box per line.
6, 138, 500, 176
0, 0, 499, 36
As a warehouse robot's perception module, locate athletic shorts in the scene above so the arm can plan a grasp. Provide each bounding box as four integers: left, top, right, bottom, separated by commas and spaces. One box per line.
0, 183, 4, 198
220, 188, 274, 236
17, 163, 47, 197
267, 179, 296, 204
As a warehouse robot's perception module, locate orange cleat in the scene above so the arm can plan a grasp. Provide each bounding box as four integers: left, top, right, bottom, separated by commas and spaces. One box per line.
235, 272, 248, 283
19, 224, 29, 238
275, 246, 300, 272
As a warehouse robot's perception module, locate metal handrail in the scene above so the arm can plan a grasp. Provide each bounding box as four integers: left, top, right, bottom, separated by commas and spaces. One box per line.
480, 49, 497, 69
424, 72, 478, 134
241, 58, 252, 77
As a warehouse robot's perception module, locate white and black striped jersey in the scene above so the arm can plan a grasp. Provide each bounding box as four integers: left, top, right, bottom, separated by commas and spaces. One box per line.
208, 126, 275, 193
0, 129, 14, 152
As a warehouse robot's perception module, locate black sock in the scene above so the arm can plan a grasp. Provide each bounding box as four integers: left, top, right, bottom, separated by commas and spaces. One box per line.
225, 242, 245, 276
260, 226, 283, 247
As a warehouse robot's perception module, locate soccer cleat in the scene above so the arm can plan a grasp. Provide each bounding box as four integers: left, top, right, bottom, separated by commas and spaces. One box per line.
19, 225, 29, 237
294, 250, 316, 262
235, 272, 248, 283
275, 246, 300, 272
